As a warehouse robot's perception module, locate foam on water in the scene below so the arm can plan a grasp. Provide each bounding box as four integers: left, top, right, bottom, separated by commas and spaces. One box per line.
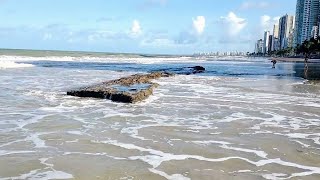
193, 140, 268, 158
1, 170, 74, 180
0, 60, 34, 69
91, 139, 320, 179
0, 55, 200, 65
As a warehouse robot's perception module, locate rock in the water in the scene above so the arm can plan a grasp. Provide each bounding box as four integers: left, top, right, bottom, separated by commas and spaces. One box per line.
192, 66, 206, 71
156, 65, 206, 75
67, 72, 173, 103
180, 66, 206, 75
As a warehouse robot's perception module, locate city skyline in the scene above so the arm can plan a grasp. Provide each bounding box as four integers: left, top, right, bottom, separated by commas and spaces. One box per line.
255, 0, 320, 55
0, 0, 295, 55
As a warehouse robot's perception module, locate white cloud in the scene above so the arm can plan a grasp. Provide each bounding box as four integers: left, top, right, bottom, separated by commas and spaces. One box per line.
193, 16, 206, 35
260, 15, 279, 31
240, 1, 271, 10
130, 20, 142, 37
220, 12, 247, 36
261, 15, 271, 29
273, 16, 280, 22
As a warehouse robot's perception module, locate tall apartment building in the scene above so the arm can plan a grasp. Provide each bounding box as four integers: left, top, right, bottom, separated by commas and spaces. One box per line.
294, 0, 320, 45
268, 35, 273, 53
279, 14, 295, 49
311, 25, 319, 39
255, 39, 264, 54
263, 31, 270, 54
272, 24, 280, 51
273, 24, 279, 38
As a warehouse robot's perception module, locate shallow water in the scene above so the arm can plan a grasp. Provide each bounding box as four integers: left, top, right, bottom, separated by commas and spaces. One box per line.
1, 57, 320, 180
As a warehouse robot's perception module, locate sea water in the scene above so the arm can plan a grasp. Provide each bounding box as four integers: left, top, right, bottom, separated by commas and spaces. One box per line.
0, 54, 320, 179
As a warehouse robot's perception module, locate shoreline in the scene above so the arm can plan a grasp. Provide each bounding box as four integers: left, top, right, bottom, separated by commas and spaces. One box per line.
270, 57, 320, 63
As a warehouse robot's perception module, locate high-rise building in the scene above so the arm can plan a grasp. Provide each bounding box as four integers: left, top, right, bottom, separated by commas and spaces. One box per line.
272, 24, 280, 51
311, 25, 319, 39
263, 31, 270, 54
273, 24, 279, 38
255, 39, 264, 54
268, 35, 273, 53
273, 38, 280, 51
294, 0, 320, 45
279, 14, 295, 49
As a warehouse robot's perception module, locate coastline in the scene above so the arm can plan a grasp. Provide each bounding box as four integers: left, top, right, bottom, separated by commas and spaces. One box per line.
270, 57, 304, 62
270, 57, 320, 63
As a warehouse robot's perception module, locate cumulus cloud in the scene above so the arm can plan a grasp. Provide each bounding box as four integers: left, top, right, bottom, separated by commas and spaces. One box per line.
220, 12, 247, 36
260, 15, 279, 31
240, 1, 271, 10
261, 15, 271, 29
130, 20, 142, 37
192, 16, 206, 35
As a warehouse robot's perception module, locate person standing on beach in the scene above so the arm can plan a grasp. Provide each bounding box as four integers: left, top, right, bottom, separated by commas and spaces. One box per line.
271, 59, 277, 69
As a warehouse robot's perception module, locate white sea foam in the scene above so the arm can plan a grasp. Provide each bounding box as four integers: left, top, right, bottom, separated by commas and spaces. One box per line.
63, 152, 126, 160
193, 140, 268, 158
149, 168, 190, 180
0, 60, 34, 69
0, 169, 74, 180
92, 139, 320, 179
0, 55, 199, 64
67, 131, 83, 135
25, 133, 48, 148
0, 150, 35, 156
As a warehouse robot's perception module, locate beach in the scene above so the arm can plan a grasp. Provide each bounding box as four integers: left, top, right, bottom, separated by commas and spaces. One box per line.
1, 52, 320, 179
270, 57, 320, 63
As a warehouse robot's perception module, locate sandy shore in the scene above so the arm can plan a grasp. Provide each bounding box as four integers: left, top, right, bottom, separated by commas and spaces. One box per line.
270, 57, 304, 62
270, 57, 320, 62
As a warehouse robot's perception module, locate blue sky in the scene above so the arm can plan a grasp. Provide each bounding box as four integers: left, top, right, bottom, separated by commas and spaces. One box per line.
0, 0, 296, 54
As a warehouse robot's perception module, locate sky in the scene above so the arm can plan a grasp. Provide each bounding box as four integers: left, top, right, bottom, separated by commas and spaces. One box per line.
0, 0, 296, 55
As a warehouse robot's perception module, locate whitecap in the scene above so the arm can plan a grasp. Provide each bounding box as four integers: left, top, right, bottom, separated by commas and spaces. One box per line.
0, 61, 34, 69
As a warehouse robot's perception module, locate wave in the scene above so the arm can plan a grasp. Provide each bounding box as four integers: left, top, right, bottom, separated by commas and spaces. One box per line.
0, 55, 199, 64
0, 61, 34, 69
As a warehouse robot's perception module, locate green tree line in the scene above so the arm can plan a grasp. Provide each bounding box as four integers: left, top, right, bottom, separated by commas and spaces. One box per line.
270, 38, 320, 60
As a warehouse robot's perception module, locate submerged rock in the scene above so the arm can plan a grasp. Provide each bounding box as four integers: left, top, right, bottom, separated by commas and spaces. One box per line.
189, 66, 206, 74
67, 72, 173, 103
156, 65, 206, 75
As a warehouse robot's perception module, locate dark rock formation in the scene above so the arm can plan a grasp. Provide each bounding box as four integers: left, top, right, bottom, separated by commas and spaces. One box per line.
67, 65, 206, 103
67, 72, 173, 103
189, 66, 206, 74
156, 66, 206, 75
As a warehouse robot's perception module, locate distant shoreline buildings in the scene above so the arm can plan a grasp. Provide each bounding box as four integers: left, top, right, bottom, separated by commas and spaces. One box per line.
254, 0, 320, 55
193, 51, 247, 57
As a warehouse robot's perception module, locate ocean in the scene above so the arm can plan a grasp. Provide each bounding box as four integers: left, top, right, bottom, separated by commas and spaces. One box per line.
0, 50, 320, 180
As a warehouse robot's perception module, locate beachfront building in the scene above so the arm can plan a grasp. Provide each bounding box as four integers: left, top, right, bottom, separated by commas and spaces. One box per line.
311, 25, 319, 39
279, 14, 295, 49
272, 24, 280, 51
294, 0, 320, 45
255, 39, 264, 54
263, 31, 270, 54
268, 35, 273, 53
288, 31, 295, 47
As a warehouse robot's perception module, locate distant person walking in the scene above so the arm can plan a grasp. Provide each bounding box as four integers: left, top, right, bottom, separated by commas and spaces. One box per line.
271, 59, 277, 69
